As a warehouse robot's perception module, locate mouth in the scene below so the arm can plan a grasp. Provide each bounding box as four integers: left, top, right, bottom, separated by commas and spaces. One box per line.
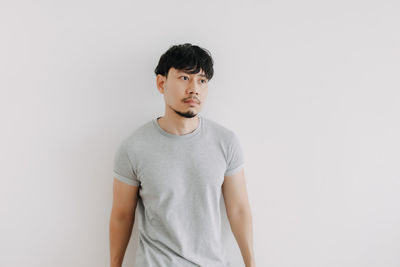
185, 102, 198, 106
184, 99, 199, 104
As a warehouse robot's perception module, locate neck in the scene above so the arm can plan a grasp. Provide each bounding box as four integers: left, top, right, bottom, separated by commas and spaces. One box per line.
157, 113, 199, 136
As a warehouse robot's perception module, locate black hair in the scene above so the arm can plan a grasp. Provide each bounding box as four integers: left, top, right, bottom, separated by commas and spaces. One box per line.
154, 43, 214, 81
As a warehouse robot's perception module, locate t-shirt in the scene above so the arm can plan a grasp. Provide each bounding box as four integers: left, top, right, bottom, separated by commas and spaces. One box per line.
113, 114, 245, 267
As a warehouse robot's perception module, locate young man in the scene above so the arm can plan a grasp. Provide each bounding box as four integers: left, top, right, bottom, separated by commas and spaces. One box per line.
109, 43, 256, 267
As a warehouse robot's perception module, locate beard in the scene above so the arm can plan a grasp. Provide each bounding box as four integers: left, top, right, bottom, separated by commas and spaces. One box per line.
170, 104, 197, 118
173, 109, 197, 118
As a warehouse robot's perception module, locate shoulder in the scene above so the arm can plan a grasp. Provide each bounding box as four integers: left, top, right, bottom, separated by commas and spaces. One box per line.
119, 119, 155, 150
202, 115, 237, 141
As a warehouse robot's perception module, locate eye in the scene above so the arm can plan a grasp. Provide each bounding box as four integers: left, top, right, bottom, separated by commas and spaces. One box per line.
180, 76, 189, 81
200, 79, 208, 84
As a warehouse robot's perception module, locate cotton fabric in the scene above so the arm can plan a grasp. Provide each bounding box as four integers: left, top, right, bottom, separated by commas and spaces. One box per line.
113, 114, 245, 267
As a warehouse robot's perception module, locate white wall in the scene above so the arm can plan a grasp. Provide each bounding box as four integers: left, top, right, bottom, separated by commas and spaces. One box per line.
1, 0, 399, 266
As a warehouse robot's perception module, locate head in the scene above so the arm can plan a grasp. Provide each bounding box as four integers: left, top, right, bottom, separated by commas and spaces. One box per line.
154, 43, 214, 119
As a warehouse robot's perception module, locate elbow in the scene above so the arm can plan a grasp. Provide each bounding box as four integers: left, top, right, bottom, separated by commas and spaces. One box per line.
226, 206, 252, 219
110, 209, 135, 222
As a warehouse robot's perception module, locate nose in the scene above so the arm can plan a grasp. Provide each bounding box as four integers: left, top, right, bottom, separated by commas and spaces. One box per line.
186, 79, 200, 95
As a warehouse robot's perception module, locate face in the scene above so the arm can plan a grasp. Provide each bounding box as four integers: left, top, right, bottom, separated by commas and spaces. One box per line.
156, 67, 209, 118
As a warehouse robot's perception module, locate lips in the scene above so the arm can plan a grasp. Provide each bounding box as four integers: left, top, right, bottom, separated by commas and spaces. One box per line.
184, 99, 198, 104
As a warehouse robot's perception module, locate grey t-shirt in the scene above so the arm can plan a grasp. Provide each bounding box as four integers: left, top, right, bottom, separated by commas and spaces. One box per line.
113, 114, 245, 267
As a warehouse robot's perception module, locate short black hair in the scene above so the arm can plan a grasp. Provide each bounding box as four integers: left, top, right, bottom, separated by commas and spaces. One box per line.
154, 43, 214, 81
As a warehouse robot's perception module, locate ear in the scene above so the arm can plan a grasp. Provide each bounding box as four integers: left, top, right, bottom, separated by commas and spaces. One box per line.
156, 74, 166, 94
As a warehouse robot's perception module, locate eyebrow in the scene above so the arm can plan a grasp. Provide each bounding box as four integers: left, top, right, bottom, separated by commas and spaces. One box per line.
177, 71, 207, 78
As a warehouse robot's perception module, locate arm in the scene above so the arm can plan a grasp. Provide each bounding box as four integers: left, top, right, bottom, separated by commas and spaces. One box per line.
222, 168, 256, 267
109, 178, 140, 267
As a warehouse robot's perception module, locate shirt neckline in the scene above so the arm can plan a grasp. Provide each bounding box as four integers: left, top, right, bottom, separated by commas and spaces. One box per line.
153, 115, 202, 140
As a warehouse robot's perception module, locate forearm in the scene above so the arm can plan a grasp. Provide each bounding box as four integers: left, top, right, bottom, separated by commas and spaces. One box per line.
227, 209, 256, 267
109, 214, 135, 267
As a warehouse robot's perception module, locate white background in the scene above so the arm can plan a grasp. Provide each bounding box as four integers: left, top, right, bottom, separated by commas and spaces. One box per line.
1, 0, 399, 266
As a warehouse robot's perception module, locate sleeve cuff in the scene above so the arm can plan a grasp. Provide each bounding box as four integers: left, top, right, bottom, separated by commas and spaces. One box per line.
224, 162, 245, 177
113, 171, 140, 186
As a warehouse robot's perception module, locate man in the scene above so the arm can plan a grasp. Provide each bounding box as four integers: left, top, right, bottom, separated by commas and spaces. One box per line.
109, 43, 256, 267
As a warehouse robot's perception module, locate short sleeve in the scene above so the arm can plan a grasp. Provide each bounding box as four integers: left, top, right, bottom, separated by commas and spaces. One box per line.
113, 141, 140, 186
224, 132, 245, 177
